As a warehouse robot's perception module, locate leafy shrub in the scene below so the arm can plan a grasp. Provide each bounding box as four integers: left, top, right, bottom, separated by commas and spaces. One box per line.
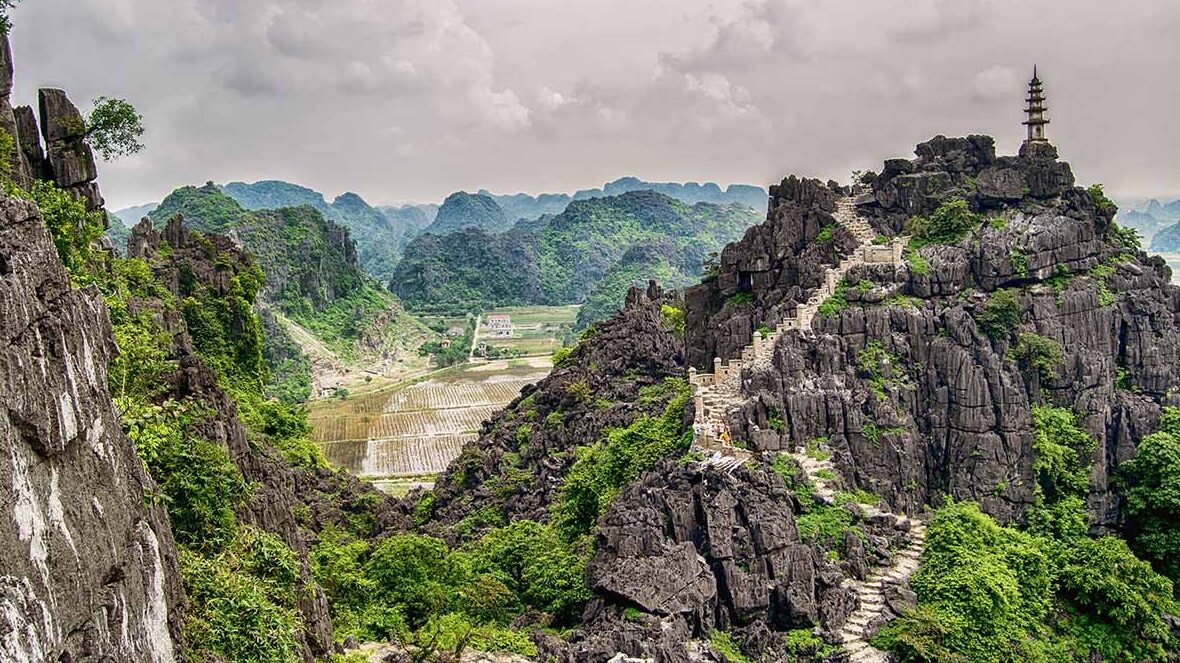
709, 630, 752, 663
727, 291, 755, 307
122, 399, 249, 552
1107, 222, 1141, 250
906, 247, 931, 276
181, 528, 303, 663
32, 180, 105, 283
1010, 250, 1029, 278
551, 346, 573, 367
1030, 405, 1093, 503
554, 381, 691, 538
818, 280, 850, 318
816, 224, 836, 245
660, 304, 686, 336
1009, 333, 1062, 382
1087, 183, 1116, 214
976, 289, 1022, 340
908, 199, 982, 246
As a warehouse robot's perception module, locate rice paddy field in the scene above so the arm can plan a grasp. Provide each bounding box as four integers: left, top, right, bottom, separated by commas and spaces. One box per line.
310, 305, 579, 492
310, 358, 552, 485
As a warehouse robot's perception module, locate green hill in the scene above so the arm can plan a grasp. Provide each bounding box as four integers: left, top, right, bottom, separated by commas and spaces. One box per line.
391, 190, 760, 323
222, 180, 430, 281
423, 191, 512, 235
151, 184, 430, 366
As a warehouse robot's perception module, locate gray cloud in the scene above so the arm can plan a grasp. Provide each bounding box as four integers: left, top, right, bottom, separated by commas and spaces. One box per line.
9, 0, 1179, 209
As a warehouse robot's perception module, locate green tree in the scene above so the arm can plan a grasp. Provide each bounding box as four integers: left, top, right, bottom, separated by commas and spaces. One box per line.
0, 0, 20, 33
1123, 407, 1180, 582
86, 97, 146, 161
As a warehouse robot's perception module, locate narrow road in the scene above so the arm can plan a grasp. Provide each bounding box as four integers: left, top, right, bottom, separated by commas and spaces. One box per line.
469, 314, 482, 359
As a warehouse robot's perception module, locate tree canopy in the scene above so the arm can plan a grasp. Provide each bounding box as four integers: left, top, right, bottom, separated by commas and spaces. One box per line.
87, 97, 146, 161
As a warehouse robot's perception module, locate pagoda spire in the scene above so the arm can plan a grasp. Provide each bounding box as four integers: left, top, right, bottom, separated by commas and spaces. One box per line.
1023, 65, 1049, 144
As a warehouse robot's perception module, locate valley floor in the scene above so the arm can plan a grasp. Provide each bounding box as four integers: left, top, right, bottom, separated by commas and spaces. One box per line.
309, 357, 553, 494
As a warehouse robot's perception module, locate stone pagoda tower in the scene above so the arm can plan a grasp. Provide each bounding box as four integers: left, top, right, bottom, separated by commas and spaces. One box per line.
1023, 66, 1049, 144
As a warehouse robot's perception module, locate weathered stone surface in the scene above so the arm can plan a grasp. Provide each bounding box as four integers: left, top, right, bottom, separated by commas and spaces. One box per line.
568, 461, 874, 662
0, 194, 184, 661
694, 136, 1180, 529
0, 35, 30, 189
39, 88, 102, 210
14, 105, 46, 182
685, 176, 854, 368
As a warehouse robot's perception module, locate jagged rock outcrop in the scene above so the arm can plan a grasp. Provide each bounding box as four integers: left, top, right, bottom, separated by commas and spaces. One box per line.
0, 34, 30, 189
38, 88, 103, 211
0, 194, 184, 661
563, 461, 912, 663
423, 282, 687, 541
685, 177, 858, 368
697, 136, 1180, 529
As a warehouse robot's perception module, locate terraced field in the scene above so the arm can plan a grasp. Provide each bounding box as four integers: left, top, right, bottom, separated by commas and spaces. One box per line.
309, 357, 553, 489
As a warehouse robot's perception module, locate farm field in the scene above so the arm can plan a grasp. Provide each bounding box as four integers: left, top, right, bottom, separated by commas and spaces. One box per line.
476, 305, 579, 356
309, 356, 553, 492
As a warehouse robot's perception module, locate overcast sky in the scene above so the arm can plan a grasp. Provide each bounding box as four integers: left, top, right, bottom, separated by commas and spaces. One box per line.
11, 0, 1180, 210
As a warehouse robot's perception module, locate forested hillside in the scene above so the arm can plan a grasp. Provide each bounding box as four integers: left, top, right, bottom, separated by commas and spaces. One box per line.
222, 180, 430, 280
391, 190, 760, 323
148, 183, 432, 397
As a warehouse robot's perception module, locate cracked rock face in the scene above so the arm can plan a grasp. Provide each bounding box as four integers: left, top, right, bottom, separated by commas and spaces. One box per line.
698, 135, 1180, 528
566, 461, 868, 663
0, 195, 183, 661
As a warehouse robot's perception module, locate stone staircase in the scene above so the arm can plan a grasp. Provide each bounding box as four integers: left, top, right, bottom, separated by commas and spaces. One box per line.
689, 196, 903, 433
793, 441, 926, 662
688, 196, 923, 660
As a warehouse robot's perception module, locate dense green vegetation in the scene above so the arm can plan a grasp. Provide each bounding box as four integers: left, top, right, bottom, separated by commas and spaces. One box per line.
878, 407, 1176, 662
310, 520, 590, 657
151, 183, 431, 368
553, 378, 692, 538
392, 191, 759, 324
424, 191, 512, 235
574, 240, 684, 329
1123, 407, 1180, 584
36, 179, 330, 661
223, 181, 430, 281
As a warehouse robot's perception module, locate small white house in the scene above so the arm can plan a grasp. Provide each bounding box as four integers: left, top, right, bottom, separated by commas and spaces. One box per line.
485, 314, 514, 338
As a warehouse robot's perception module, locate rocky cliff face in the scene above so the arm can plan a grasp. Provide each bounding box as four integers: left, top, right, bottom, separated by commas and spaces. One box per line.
685, 177, 858, 368
559, 461, 914, 663
0, 195, 183, 661
693, 135, 1180, 529
128, 215, 410, 660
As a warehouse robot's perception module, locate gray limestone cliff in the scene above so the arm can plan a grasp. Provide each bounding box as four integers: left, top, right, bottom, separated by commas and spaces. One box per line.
691, 135, 1180, 529
0, 195, 184, 661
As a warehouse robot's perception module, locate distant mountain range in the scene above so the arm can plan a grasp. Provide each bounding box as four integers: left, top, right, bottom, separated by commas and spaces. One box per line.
1114, 196, 1180, 251
221, 181, 434, 281
111, 177, 769, 301
390, 190, 761, 324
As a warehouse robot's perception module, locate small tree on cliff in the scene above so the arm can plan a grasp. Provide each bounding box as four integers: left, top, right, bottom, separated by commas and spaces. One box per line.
0, 0, 20, 34
85, 97, 146, 161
